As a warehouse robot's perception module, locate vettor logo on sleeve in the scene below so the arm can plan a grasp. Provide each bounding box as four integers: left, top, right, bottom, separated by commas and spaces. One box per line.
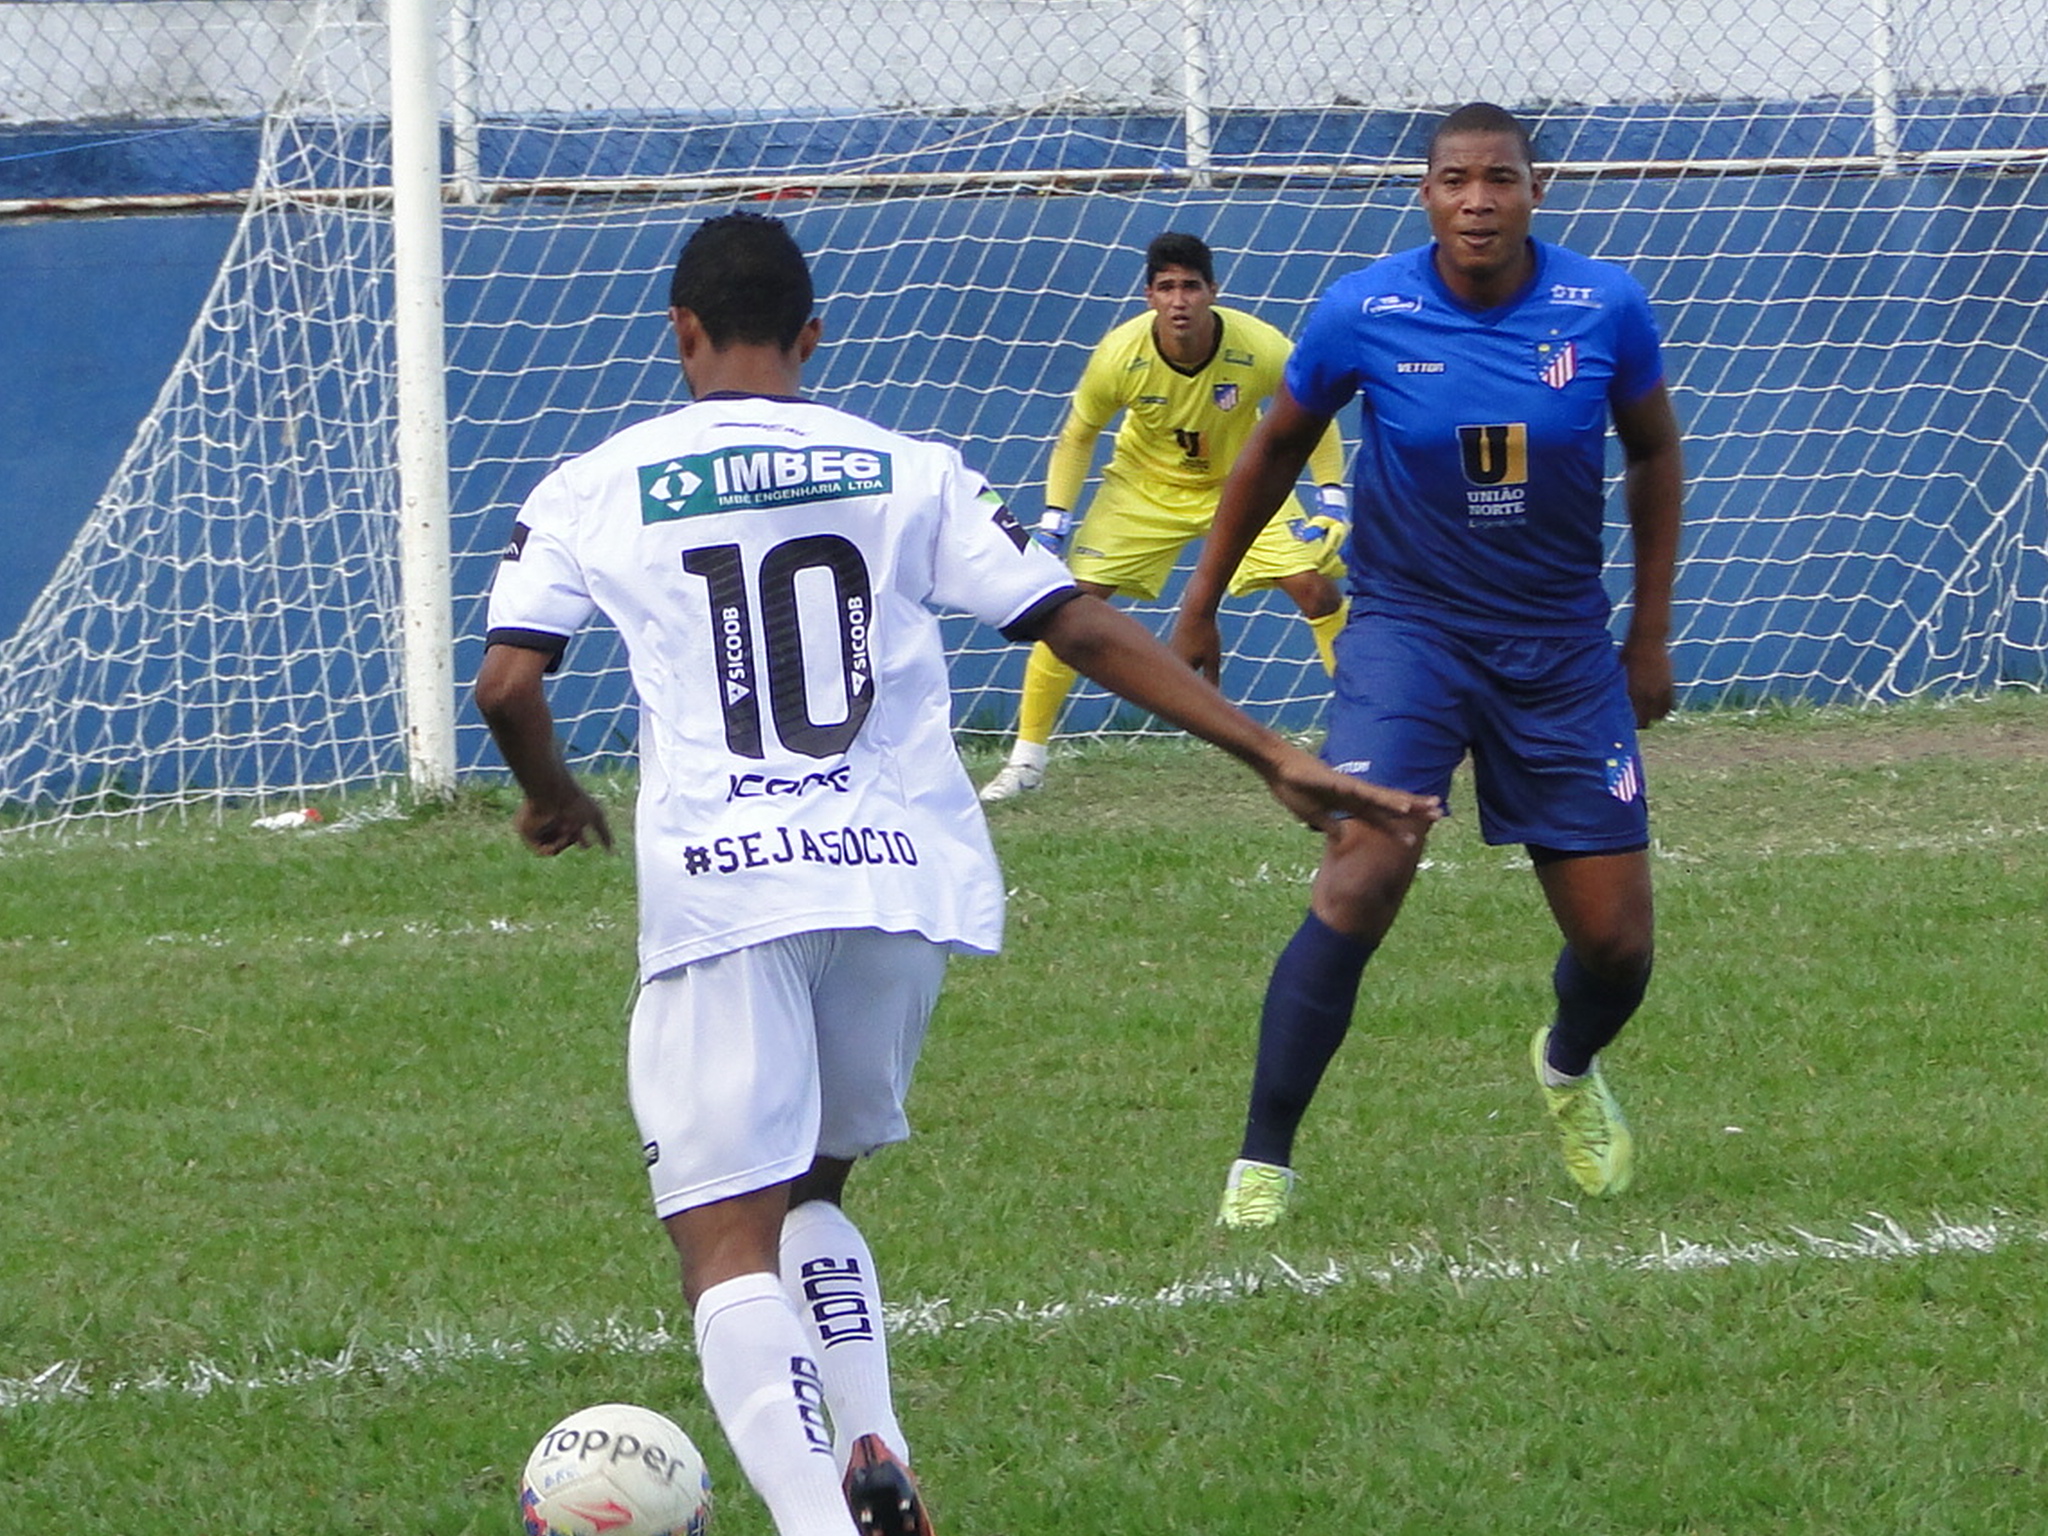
640, 445, 893, 522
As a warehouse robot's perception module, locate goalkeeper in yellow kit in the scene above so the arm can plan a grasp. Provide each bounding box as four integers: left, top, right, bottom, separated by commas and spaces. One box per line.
980, 231, 1350, 802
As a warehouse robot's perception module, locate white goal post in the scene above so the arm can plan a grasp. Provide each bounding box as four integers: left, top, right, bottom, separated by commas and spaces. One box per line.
0, 0, 2045, 832
390, 0, 459, 799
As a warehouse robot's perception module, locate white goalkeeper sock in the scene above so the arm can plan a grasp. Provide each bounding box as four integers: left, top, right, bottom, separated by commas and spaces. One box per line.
693, 1271, 856, 1536
781, 1199, 909, 1469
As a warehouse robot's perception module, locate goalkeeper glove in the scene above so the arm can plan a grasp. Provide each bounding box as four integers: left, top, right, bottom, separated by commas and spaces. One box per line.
1033, 507, 1073, 554
1289, 485, 1351, 544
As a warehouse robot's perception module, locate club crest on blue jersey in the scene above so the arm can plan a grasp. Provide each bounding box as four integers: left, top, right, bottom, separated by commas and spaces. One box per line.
1213, 383, 1240, 411
1538, 341, 1579, 389
1605, 744, 1642, 803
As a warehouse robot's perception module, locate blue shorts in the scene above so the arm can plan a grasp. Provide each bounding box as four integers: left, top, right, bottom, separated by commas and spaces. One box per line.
1324, 612, 1649, 853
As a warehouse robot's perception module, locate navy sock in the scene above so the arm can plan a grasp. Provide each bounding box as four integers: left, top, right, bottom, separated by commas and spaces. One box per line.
1241, 911, 1377, 1167
1545, 946, 1650, 1078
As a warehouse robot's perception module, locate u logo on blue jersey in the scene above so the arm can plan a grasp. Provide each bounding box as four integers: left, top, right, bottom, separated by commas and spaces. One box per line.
1458, 423, 1528, 486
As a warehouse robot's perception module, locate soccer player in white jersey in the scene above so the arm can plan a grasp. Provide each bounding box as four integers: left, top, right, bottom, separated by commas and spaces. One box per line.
978, 231, 1353, 804
475, 213, 1438, 1536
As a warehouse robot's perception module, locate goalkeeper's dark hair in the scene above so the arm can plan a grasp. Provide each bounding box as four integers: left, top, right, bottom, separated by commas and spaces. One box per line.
669, 212, 815, 350
1144, 231, 1217, 287
1428, 102, 1538, 170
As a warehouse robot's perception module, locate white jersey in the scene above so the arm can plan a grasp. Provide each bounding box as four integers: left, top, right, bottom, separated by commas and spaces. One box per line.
486, 393, 1076, 978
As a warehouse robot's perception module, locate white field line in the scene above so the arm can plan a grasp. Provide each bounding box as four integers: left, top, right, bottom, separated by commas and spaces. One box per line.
1219, 821, 2048, 891
3, 1211, 2034, 1413
4, 820, 2042, 952
0, 915, 624, 952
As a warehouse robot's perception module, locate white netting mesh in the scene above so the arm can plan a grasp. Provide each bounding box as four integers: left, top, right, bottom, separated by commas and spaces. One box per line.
2, 0, 2046, 829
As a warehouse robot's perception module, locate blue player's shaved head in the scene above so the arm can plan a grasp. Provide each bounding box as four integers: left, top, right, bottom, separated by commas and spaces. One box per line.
1427, 102, 1537, 170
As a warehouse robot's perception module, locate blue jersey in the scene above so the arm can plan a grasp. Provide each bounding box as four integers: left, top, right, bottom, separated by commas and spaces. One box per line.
1286, 239, 1664, 635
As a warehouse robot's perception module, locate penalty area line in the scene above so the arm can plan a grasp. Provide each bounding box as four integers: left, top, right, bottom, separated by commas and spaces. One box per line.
1, 1209, 2032, 1413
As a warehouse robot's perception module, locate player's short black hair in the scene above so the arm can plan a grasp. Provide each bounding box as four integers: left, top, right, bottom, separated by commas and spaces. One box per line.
1144, 231, 1217, 287
1427, 102, 1538, 170
668, 212, 815, 350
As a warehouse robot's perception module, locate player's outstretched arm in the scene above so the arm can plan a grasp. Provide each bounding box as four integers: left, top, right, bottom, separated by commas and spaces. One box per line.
1039, 593, 1439, 835
474, 642, 615, 856
1171, 382, 1334, 684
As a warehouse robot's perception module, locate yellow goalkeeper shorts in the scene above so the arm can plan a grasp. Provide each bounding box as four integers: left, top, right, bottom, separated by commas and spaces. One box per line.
1066, 473, 1346, 600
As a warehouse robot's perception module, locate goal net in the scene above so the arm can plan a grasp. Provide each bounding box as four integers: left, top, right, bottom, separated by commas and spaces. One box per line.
2, 0, 2045, 830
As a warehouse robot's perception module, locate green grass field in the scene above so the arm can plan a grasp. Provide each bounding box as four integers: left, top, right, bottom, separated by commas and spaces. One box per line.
5, 695, 2048, 1534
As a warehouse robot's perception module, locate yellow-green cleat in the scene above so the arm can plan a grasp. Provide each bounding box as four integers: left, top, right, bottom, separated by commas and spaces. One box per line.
1530, 1027, 1635, 1196
1217, 1158, 1296, 1229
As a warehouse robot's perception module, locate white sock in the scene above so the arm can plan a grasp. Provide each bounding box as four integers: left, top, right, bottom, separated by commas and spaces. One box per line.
693, 1272, 856, 1536
781, 1199, 908, 1469
1006, 739, 1048, 772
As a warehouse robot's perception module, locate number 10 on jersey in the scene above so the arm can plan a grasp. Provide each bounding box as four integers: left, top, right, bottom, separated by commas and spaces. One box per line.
682, 534, 876, 760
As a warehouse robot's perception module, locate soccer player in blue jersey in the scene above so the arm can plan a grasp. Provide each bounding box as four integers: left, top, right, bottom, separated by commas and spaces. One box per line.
1172, 102, 1683, 1226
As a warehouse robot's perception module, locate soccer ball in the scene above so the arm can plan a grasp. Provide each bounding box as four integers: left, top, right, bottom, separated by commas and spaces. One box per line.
519, 1402, 713, 1536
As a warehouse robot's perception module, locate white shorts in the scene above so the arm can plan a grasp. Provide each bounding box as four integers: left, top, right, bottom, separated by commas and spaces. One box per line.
628, 927, 948, 1219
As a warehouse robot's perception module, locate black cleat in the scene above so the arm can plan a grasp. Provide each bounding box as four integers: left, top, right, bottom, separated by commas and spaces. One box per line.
842, 1432, 935, 1536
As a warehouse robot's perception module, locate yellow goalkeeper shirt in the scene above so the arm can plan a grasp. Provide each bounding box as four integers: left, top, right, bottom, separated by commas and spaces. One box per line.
1045, 305, 1344, 511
